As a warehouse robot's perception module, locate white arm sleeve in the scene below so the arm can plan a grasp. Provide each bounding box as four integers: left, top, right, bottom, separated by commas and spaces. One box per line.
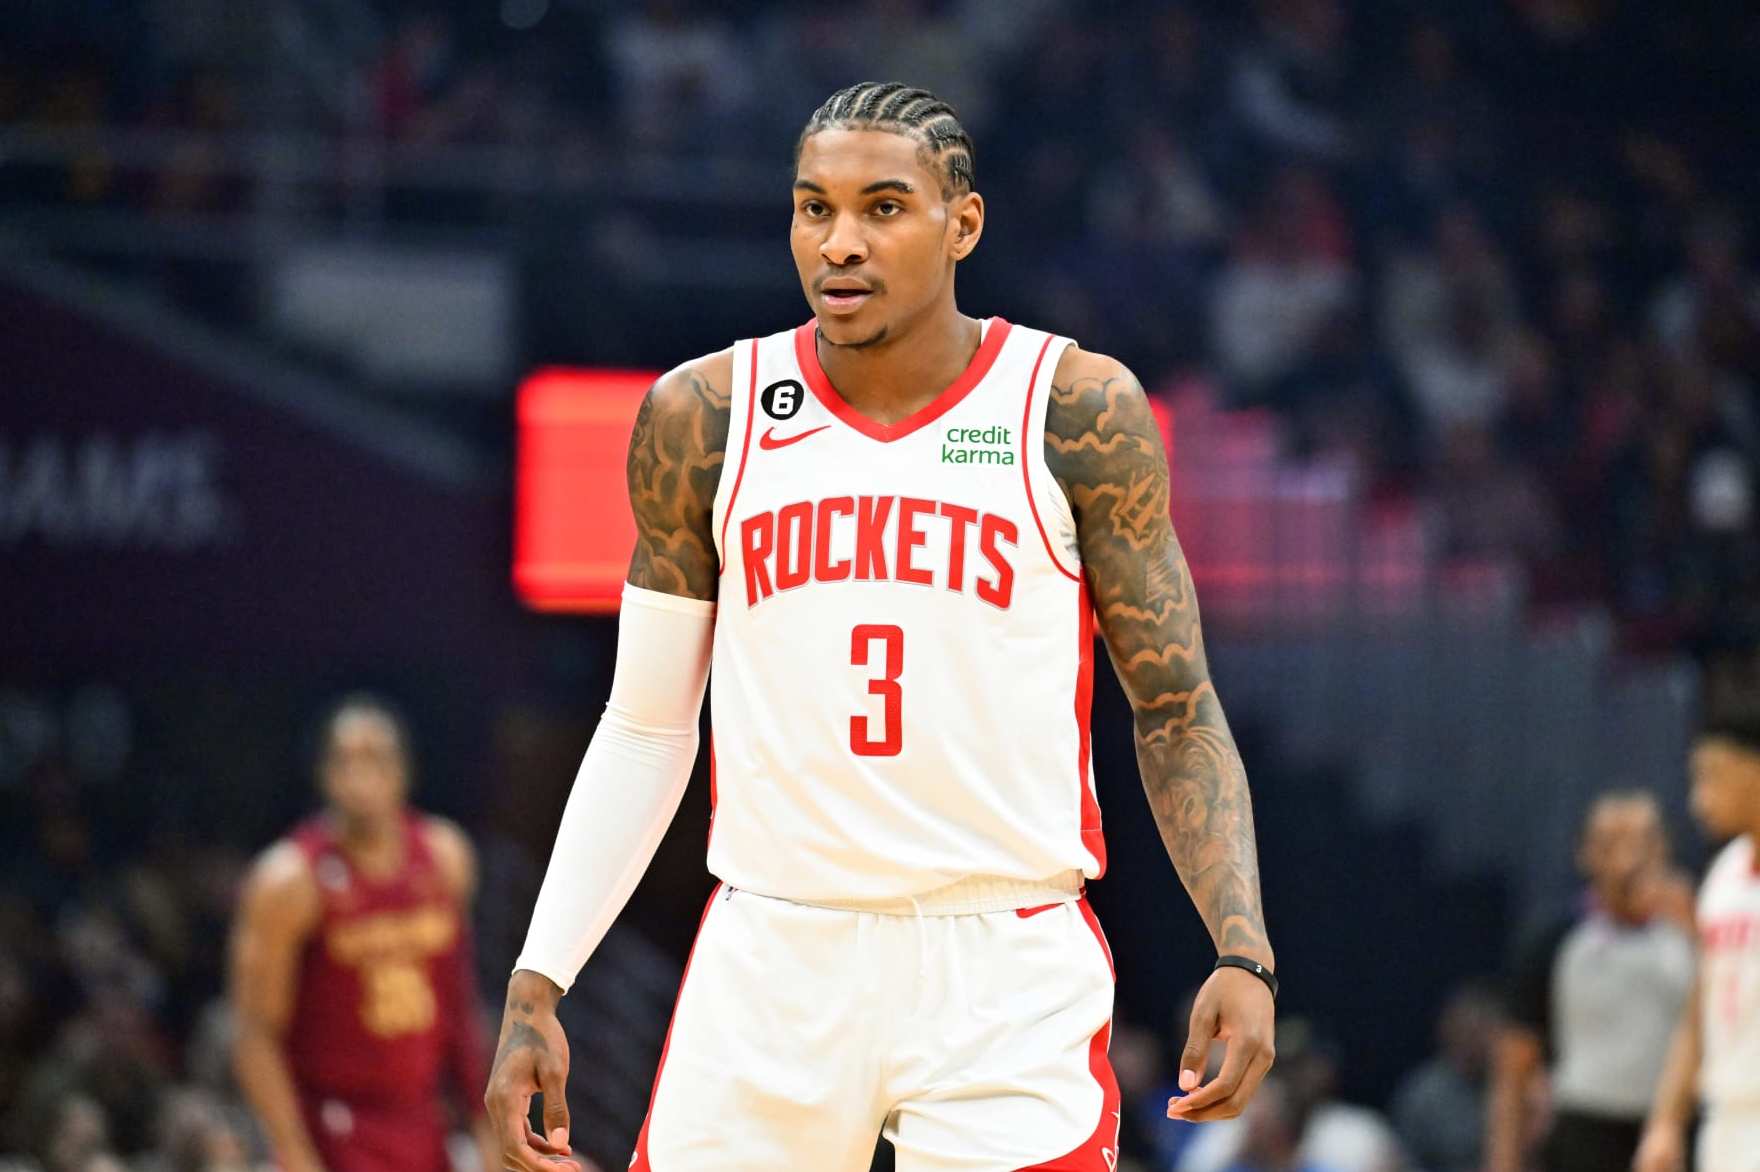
512, 582, 715, 993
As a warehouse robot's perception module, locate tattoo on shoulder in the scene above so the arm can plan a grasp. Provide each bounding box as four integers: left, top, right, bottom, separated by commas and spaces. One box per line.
627, 365, 731, 598
1045, 365, 1200, 730
1045, 366, 1176, 598
1045, 359, 1270, 962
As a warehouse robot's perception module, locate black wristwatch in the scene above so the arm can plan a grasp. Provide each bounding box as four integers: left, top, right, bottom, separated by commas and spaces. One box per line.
1214, 954, 1278, 1000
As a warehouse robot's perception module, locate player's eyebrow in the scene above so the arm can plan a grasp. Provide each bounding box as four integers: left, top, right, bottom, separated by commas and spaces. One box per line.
791, 179, 917, 196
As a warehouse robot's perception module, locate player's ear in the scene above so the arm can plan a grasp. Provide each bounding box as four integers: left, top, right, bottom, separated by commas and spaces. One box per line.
949, 191, 983, 261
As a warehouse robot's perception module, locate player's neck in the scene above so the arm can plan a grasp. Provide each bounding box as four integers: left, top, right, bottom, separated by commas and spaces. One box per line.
1589, 884, 1647, 926
328, 811, 406, 874
815, 304, 981, 425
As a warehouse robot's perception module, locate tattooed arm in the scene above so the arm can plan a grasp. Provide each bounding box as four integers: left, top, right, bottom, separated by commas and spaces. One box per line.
485, 352, 731, 1172
1046, 345, 1275, 1122
624, 351, 734, 599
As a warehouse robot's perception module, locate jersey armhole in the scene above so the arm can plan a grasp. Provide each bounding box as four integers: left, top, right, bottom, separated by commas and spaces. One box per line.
1019, 334, 1081, 582
712, 338, 759, 570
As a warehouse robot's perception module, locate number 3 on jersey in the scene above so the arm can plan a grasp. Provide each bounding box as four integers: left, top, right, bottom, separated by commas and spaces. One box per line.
850, 624, 903, 756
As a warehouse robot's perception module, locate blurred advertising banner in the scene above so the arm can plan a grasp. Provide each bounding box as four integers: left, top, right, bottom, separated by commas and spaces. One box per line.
513, 368, 653, 613
0, 276, 525, 673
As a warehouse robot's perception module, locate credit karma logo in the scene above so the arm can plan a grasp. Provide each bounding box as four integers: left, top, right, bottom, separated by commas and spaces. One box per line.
941, 423, 1014, 466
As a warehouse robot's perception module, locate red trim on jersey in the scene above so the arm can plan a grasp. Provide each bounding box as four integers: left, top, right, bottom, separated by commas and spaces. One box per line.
1076, 580, 1105, 877
1020, 334, 1081, 582
793, 317, 1013, 443
717, 342, 761, 567
1015, 897, 1119, 1171
630, 884, 723, 1171
706, 734, 718, 852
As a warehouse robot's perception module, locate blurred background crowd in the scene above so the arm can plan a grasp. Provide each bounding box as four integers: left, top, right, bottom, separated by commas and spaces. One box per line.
3, 0, 1758, 1169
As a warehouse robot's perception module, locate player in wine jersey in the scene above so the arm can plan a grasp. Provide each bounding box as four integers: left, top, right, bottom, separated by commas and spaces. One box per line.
484, 82, 1277, 1172
1636, 705, 1760, 1172
230, 696, 501, 1172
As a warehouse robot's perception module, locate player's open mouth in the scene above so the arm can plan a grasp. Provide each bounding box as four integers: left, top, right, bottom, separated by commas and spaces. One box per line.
821, 286, 873, 313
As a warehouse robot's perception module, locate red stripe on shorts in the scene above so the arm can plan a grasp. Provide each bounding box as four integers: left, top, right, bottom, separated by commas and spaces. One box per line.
629, 884, 722, 1171
1014, 897, 1121, 1171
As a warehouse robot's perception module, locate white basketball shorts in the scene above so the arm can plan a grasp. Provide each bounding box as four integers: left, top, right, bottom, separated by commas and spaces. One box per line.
1700, 1105, 1760, 1172
627, 883, 1121, 1171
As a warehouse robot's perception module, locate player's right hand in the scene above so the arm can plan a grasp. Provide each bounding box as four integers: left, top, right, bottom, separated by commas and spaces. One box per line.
484, 971, 581, 1171
1632, 1121, 1685, 1172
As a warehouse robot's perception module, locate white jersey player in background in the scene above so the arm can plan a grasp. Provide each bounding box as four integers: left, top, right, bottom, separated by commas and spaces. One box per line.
1636, 705, 1760, 1172
483, 81, 1277, 1171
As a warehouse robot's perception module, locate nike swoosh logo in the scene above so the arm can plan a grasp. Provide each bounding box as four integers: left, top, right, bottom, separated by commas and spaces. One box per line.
759, 425, 830, 450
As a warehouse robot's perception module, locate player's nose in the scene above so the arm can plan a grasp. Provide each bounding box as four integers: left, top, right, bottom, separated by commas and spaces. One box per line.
820, 212, 868, 266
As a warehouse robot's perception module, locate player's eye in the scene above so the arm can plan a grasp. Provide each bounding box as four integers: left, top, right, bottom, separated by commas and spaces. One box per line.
800, 200, 828, 217
873, 200, 903, 217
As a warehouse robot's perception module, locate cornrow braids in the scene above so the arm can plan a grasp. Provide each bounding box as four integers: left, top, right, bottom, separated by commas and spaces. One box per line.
796, 81, 975, 197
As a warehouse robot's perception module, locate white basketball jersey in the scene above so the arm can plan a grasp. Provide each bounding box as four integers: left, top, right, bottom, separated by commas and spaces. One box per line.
706, 317, 1103, 903
1699, 834, 1760, 1110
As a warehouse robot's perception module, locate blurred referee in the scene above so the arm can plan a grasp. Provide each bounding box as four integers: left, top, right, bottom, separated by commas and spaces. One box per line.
1484, 792, 1694, 1172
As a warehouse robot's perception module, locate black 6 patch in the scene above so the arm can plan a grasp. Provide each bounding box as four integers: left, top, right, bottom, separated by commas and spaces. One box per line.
761, 379, 805, 421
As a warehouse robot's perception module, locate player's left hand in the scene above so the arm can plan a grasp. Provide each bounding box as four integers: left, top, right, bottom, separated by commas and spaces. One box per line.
1167, 965, 1275, 1121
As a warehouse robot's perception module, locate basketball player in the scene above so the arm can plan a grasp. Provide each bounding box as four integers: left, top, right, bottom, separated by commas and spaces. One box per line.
484, 82, 1277, 1171
230, 696, 500, 1172
1635, 709, 1760, 1172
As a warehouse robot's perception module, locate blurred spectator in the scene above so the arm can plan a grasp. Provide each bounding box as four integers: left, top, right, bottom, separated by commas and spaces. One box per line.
1210, 166, 1356, 401
1179, 1020, 1405, 1172
1131, 4, 1224, 133
1271, 1024, 1405, 1172
1388, 982, 1498, 1172
1485, 791, 1695, 1172
136, 1088, 251, 1172
605, 0, 753, 151
1650, 208, 1760, 372
1495, 333, 1570, 476
1227, 0, 1356, 165
1367, 20, 1498, 231
1426, 421, 1559, 562
0, 951, 43, 1141
1382, 205, 1519, 434
1605, 353, 1760, 649
370, 12, 458, 142
1110, 1022, 1181, 1172
749, 8, 873, 134
860, 0, 994, 132
1217, 1077, 1332, 1172
1089, 123, 1226, 257
24, 1093, 121, 1172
